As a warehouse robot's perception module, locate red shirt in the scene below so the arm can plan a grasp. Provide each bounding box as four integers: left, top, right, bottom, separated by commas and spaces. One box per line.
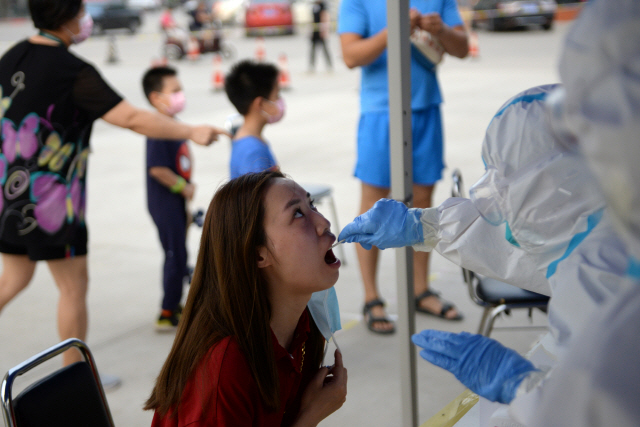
151, 310, 316, 427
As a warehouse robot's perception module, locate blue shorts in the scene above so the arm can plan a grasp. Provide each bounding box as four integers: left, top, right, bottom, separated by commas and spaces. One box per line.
355, 106, 444, 188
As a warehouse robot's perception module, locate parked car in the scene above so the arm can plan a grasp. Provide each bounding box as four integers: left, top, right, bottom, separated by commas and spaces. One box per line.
245, 0, 294, 36
86, 1, 143, 34
127, 0, 162, 10
472, 0, 556, 31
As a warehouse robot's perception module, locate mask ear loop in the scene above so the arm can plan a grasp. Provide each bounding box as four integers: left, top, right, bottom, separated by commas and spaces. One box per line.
321, 290, 341, 366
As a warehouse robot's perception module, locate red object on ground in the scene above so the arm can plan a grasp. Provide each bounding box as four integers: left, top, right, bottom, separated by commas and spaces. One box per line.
278, 53, 291, 90
469, 31, 480, 59
212, 54, 225, 91
187, 37, 200, 61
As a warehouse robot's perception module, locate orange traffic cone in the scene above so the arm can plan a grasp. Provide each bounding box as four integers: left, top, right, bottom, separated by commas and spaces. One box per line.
278, 53, 291, 90
212, 54, 225, 91
469, 31, 480, 59
187, 37, 200, 61
255, 37, 266, 62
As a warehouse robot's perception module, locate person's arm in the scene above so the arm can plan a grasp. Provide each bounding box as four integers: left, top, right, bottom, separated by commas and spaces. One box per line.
338, 198, 551, 295
419, 13, 468, 58
340, 8, 421, 68
149, 166, 195, 201
339, 31, 387, 69
102, 100, 230, 146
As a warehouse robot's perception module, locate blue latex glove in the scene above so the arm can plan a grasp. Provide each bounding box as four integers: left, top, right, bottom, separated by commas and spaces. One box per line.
412, 330, 536, 404
337, 199, 423, 250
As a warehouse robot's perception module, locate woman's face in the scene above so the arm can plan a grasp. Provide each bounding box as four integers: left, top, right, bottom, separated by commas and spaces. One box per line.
258, 178, 340, 296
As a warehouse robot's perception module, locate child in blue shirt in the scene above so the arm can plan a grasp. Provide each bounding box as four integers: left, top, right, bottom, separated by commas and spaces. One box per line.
224, 60, 284, 179
142, 66, 193, 331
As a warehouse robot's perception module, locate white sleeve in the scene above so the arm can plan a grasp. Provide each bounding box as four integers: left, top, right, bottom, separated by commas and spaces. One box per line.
412, 197, 551, 296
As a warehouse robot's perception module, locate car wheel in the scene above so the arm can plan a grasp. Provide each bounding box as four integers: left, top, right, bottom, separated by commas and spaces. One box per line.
164, 43, 184, 60
488, 18, 502, 31
471, 20, 478, 29
128, 20, 140, 34
542, 20, 553, 31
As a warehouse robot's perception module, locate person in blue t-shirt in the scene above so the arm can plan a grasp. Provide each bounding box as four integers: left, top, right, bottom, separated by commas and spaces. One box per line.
224, 60, 284, 179
142, 66, 194, 331
338, 0, 469, 334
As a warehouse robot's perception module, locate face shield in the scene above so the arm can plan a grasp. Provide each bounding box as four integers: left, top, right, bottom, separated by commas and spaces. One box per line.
548, 0, 640, 260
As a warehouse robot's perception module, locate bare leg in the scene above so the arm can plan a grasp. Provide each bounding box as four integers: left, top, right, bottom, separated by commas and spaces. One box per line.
357, 183, 394, 332
47, 256, 89, 365
0, 254, 37, 314
413, 184, 460, 319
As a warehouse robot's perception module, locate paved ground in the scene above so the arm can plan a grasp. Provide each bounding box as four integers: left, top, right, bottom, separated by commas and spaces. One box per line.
0, 11, 568, 427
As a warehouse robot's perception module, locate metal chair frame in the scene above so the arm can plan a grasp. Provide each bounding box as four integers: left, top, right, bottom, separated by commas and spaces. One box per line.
451, 169, 549, 336
1, 338, 115, 427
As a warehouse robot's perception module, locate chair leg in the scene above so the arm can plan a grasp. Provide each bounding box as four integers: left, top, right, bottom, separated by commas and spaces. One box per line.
482, 304, 508, 337
477, 307, 491, 335
327, 195, 347, 266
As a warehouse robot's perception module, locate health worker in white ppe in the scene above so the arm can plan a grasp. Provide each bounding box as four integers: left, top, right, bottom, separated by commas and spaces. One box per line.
338, 83, 632, 420
526, 0, 640, 425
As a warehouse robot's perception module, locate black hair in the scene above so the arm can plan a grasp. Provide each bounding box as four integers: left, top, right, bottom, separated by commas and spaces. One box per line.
142, 66, 178, 103
29, 0, 83, 31
224, 60, 279, 116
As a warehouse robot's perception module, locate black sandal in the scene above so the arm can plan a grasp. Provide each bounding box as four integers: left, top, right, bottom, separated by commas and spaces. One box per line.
362, 298, 396, 335
415, 290, 464, 321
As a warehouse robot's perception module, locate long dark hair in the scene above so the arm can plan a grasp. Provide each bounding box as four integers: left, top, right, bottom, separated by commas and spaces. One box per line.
145, 171, 324, 416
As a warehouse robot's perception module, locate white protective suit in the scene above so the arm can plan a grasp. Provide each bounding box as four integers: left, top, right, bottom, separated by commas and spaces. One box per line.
410, 84, 632, 425
414, 84, 609, 298
526, 0, 640, 425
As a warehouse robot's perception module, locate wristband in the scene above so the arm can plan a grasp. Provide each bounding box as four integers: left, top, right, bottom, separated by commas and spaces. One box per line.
170, 177, 187, 194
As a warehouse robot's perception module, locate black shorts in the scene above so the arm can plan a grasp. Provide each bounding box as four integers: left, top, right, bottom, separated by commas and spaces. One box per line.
0, 231, 88, 261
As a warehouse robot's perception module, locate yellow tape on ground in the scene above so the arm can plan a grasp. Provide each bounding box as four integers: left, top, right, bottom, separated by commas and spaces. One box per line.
420, 389, 479, 427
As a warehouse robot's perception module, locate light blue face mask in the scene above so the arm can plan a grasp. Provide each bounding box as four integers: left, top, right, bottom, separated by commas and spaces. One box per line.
307, 286, 341, 363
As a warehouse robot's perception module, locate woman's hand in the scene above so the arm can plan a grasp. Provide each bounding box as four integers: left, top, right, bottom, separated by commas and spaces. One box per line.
293, 350, 348, 427
189, 125, 230, 146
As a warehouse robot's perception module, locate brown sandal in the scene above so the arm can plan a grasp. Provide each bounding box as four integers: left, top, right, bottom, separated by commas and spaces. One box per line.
415, 290, 464, 321
363, 299, 396, 335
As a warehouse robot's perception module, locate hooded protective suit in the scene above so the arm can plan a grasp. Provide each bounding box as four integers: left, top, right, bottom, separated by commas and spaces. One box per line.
339, 82, 632, 424
525, 0, 640, 425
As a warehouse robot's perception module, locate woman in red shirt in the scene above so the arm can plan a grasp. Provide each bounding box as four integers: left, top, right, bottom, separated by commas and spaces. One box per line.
145, 170, 347, 426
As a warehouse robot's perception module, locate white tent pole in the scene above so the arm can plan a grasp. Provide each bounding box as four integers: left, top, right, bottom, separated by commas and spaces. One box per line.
386, 0, 418, 426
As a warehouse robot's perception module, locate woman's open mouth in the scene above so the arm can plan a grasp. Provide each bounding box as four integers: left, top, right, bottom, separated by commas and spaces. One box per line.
324, 248, 339, 265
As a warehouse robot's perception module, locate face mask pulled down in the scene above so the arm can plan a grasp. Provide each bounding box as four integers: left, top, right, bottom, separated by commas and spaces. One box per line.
307, 286, 341, 365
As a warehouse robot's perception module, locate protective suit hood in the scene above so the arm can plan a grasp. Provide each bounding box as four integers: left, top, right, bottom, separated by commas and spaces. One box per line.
469, 85, 606, 263
547, 0, 640, 260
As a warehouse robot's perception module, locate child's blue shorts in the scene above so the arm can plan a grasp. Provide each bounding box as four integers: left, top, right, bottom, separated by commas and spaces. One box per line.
354, 106, 444, 188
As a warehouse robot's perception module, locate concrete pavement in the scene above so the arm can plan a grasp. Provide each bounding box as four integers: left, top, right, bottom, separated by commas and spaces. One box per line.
0, 15, 567, 426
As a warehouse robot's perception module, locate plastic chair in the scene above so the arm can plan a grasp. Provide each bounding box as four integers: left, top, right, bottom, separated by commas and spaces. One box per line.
301, 183, 347, 265
1, 338, 115, 427
451, 169, 549, 337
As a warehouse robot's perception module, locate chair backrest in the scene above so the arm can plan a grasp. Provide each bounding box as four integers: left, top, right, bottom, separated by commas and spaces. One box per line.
1, 339, 115, 427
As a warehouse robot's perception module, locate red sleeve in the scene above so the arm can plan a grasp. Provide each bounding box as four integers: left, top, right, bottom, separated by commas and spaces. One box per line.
213, 340, 258, 426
